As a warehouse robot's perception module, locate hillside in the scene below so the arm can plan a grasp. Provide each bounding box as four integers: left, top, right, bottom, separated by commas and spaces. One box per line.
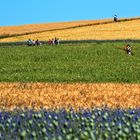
0, 17, 140, 42
0, 19, 112, 38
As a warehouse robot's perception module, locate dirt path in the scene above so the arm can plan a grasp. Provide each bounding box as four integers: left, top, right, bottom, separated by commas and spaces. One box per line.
0, 83, 140, 110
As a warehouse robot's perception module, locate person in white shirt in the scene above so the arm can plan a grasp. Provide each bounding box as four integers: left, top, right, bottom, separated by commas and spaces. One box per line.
32, 40, 36, 46
57, 38, 60, 45
52, 39, 55, 45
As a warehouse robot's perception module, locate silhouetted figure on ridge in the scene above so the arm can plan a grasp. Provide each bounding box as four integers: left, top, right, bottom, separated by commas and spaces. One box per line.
114, 15, 118, 22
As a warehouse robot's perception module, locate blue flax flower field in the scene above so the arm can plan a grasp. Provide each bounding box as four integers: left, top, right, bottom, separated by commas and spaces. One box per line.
0, 108, 140, 140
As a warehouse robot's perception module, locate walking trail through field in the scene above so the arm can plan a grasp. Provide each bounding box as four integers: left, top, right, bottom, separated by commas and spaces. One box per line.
0, 83, 140, 110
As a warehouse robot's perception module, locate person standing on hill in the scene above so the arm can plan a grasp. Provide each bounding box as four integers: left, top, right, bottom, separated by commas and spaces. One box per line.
114, 15, 118, 22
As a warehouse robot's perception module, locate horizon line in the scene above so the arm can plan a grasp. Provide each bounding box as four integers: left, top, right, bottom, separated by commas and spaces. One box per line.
0, 16, 140, 27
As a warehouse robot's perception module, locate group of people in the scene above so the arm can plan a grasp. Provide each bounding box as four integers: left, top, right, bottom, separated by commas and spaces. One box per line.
27, 39, 41, 46
27, 37, 60, 46
48, 37, 60, 45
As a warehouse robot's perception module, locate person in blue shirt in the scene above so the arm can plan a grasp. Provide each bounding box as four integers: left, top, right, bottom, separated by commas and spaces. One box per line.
27, 39, 32, 46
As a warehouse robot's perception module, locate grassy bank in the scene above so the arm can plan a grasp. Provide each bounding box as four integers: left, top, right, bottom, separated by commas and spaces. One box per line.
0, 42, 140, 83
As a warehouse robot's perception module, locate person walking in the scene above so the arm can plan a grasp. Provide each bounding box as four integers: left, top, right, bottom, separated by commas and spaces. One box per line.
35, 39, 40, 46
27, 39, 32, 46
48, 39, 52, 45
57, 38, 60, 45
52, 38, 55, 45
125, 44, 133, 55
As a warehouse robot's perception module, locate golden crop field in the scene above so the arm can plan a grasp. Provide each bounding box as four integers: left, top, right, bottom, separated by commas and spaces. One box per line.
0, 18, 140, 42
0, 83, 140, 110
0, 19, 111, 37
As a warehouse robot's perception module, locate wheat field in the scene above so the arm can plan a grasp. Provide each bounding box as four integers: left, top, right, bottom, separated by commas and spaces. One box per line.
0, 83, 140, 110
0, 18, 140, 42
0, 19, 111, 37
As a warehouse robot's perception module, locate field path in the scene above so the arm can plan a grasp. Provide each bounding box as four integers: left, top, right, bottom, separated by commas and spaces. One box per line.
0, 83, 140, 110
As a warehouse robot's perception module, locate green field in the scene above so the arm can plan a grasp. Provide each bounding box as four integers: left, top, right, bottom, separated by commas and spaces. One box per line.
0, 42, 140, 83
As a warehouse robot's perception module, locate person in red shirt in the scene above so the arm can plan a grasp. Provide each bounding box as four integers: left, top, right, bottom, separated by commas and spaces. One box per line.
48, 39, 52, 45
